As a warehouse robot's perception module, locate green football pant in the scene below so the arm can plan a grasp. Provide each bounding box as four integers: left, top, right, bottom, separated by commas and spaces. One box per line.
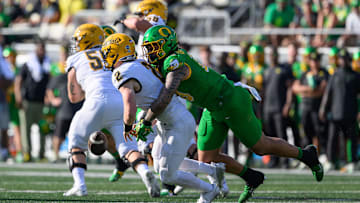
197, 86, 262, 151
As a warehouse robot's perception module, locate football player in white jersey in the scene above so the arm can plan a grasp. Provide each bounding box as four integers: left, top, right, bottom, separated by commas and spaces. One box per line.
121, 0, 229, 196
63, 24, 160, 197
101, 33, 224, 203
99, 24, 131, 183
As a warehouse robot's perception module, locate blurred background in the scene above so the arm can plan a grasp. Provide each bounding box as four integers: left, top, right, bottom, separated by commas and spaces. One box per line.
0, 0, 360, 174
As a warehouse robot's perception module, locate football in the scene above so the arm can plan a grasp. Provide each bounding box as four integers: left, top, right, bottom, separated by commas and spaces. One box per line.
88, 131, 108, 156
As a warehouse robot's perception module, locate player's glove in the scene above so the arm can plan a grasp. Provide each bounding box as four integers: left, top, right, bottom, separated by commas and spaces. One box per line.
135, 119, 153, 142
234, 81, 262, 102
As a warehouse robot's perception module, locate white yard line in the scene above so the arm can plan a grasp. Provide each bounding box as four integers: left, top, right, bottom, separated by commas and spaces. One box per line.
2, 189, 360, 194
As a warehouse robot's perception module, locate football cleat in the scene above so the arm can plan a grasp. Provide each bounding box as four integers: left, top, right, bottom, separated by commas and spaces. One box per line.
142, 171, 160, 197
109, 168, 124, 182
302, 145, 324, 182
63, 186, 88, 196
238, 171, 265, 203
197, 184, 220, 203
173, 185, 184, 195
160, 188, 174, 197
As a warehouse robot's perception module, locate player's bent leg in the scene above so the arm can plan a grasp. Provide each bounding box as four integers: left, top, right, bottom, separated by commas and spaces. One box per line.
251, 135, 323, 182
63, 148, 88, 197
125, 150, 160, 197
101, 129, 130, 182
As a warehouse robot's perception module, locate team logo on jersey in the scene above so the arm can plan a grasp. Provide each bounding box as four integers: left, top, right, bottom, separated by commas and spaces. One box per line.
168, 59, 179, 71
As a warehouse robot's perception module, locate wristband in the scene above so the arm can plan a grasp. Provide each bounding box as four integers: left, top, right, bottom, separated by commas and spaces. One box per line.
124, 124, 132, 132
143, 119, 152, 126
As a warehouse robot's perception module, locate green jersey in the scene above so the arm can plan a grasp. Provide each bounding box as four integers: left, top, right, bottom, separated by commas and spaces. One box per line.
156, 49, 233, 111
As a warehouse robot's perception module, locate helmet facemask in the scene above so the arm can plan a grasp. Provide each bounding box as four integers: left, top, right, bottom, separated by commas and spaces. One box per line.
142, 39, 166, 64
102, 46, 119, 71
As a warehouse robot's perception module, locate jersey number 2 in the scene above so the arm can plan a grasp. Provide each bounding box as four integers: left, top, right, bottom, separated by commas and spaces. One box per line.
85, 50, 103, 71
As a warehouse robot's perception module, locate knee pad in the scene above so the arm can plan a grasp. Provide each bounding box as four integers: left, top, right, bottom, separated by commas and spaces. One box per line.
130, 157, 148, 171
67, 151, 87, 172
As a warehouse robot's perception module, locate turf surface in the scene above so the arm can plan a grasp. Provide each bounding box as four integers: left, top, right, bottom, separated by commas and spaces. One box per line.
1, 163, 360, 202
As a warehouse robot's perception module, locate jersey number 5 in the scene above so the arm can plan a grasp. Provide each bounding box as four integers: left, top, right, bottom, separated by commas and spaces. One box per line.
85, 50, 103, 71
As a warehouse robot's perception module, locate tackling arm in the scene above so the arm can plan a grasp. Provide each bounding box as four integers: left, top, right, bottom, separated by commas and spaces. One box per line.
67, 68, 85, 103
144, 66, 189, 122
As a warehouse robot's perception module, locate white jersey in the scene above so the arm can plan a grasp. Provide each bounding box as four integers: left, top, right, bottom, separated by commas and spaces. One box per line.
66, 47, 116, 97
112, 59, 163, 110
137, 15, 166, 59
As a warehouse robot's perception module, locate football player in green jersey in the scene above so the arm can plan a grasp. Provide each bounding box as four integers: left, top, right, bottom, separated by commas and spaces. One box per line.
137, 25, 324, 202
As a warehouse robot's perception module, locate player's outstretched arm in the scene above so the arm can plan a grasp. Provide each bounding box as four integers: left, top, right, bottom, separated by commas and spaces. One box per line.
67, 68, 85, 103
123, 17, 153, 33
144, 66, 189, 122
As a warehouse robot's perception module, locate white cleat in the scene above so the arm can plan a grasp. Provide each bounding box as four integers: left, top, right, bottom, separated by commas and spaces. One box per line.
174, 185, 184, 195
142, 171, 160, 197
197, 184, 220, 203
63, 186, 88, 196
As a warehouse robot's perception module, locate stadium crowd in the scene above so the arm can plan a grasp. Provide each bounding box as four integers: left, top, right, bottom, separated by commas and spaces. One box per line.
0, 0, 359, 176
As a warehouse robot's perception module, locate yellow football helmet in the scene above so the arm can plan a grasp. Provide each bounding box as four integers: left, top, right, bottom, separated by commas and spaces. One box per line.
135, 0, 168, 21
72, 24, 105, 52
101, 33, 136, 71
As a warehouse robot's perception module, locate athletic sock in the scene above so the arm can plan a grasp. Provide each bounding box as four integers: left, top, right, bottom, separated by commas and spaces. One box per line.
110, 151, 121, 159
239, 167, 263, 187
135, 163, 149, 177
72, 167, 86, 190
178, 158, 214, 176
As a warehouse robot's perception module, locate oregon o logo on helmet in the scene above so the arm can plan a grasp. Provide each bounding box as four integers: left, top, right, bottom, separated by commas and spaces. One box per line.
159, 27, 171, 37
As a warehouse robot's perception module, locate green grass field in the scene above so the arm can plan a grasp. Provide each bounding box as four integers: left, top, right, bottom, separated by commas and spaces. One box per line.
1, 163, 360, 202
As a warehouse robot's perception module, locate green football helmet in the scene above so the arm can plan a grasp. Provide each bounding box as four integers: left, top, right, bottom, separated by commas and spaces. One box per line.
142, 25, 178, 64
101, 25, 117, 39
